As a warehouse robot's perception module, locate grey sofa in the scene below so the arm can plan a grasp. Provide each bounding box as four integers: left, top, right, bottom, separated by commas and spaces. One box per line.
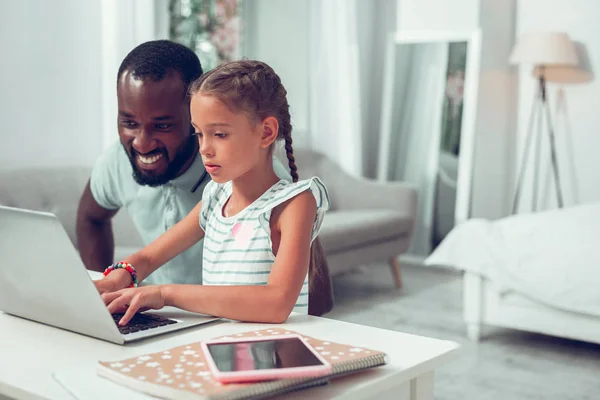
292, 149, 417, 287
0, 150, 417, 287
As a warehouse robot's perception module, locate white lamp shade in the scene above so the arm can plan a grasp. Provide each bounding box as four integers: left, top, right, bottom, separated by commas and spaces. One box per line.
510, 32, 578, 66
532, 65, 592, 84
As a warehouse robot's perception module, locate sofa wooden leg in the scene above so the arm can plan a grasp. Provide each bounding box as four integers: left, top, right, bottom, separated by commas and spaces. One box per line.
389, 257, 402, 289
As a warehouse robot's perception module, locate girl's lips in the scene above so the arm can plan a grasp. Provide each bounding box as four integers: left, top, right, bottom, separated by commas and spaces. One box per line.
205, 164, 221, 173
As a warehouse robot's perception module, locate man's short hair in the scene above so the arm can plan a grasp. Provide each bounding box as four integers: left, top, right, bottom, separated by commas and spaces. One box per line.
117, 40, 203, 88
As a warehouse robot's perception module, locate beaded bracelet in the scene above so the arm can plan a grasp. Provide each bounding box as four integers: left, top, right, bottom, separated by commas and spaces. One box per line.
103, 261, 139, 288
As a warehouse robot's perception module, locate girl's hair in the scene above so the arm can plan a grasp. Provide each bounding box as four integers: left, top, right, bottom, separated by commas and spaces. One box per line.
189, 60, 329, 304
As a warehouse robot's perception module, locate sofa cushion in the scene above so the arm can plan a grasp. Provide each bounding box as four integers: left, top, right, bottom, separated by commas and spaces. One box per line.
319, 210, 412, 254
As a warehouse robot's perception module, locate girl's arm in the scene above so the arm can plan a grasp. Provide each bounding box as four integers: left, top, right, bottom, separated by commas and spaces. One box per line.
97, 200, 206, 292
127, 200, 206, 281
163, 191, 316, 323
103, 191, 317, 324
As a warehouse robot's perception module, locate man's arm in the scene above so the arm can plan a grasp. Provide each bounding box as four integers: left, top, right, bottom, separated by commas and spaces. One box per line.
76, 180, 118, 272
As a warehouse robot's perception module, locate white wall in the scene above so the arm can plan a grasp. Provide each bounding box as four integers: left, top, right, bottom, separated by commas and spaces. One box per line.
243, 0, 310, 148
0, 0, 103, 170
470, 0, 517, 219
398, 0, 480, 32
0, 1, 165, 171
514, 0, 600, 210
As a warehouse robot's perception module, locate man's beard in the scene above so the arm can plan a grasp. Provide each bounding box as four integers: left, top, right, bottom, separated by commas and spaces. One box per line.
124, 135, 198, 187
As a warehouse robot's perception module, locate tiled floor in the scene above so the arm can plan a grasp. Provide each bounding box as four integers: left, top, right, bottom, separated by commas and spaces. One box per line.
328, 263, 600, 400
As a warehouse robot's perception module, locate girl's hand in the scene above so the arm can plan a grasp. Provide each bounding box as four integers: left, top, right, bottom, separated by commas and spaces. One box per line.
94, 268, 132, 294
101, 286, 166, 326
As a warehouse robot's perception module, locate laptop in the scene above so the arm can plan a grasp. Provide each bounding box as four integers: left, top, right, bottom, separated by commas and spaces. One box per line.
0, 205, 221, 345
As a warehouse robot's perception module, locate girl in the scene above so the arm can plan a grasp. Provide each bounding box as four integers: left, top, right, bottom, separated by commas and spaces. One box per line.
96, 60, 330, 325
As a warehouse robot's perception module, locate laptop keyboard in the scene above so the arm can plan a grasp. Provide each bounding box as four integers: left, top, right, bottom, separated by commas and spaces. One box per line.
111, 312, 179, 335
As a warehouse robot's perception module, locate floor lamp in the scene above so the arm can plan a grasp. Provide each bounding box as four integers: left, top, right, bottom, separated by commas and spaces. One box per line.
510, 32, 578, 213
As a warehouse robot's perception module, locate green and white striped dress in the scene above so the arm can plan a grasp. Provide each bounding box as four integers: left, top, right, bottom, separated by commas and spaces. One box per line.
199, 177, 330, 315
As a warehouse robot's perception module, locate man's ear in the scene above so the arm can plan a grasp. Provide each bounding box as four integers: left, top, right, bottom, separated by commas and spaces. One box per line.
260, 116, 279, 148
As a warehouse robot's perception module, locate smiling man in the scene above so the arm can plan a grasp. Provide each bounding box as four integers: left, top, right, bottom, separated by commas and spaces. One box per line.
76, 40, 290, 285
76, 41, 207, 285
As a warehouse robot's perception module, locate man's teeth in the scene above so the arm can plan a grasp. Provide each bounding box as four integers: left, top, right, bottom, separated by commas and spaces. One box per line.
138, 153, 163, 164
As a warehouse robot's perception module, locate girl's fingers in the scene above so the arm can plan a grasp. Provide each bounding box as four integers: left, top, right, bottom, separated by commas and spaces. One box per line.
100, 288, 151, 326
101, 290, 122, 305
106, 292, 133, 315
112, 305, 129, 314
119, 298, 141, 326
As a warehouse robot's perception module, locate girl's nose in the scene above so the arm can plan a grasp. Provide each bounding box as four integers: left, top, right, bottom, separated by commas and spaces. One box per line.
199, 136, 213, 157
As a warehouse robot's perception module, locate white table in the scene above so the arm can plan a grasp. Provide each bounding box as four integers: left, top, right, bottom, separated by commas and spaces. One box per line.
0, 308, 458, 400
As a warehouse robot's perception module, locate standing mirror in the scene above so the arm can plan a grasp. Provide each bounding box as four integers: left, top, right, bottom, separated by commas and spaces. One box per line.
377, 30, 481, 260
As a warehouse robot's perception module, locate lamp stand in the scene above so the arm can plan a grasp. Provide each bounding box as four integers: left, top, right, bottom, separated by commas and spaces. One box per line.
512, 69, 564, 214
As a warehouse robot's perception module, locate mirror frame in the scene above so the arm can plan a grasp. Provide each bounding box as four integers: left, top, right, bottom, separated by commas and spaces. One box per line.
377, 29, 481, 257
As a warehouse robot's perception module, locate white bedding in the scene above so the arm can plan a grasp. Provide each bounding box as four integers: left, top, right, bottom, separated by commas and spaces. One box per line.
425, 202, 600, 318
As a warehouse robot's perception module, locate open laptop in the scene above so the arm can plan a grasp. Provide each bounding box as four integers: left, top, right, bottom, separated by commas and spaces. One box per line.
0, 205, 221, 345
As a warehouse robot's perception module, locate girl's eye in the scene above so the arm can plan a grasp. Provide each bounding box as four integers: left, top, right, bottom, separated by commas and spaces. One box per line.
215, 133, 227, 138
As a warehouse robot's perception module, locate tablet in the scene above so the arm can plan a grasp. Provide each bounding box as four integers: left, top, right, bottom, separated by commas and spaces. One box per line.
201, 334, 333, 383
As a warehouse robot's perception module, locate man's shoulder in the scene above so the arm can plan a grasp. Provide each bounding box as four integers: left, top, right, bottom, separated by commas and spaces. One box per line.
90, 141, 137, 209
93, 141, 133, 183
96, 140, 128, 165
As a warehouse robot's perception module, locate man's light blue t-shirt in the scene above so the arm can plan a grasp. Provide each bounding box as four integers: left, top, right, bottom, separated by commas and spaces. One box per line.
90, 141, 290, 285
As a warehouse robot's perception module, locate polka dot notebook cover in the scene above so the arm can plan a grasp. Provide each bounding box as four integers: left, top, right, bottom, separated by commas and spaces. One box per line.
97, 328, 388, 400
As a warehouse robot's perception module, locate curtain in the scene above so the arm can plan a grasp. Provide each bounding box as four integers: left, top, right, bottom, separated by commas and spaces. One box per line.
307, 0, 363, 176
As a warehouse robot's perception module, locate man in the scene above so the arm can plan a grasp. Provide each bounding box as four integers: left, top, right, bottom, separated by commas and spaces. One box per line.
77, 40, 207, 285
77, 40, 333, 314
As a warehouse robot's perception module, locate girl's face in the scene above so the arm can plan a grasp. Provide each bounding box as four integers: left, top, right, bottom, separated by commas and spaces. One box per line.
190, 94, 268, 183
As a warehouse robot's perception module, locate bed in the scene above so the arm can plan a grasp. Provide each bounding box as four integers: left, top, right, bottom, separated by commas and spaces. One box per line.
462, 272, 600, 344
426, 203, 600, 345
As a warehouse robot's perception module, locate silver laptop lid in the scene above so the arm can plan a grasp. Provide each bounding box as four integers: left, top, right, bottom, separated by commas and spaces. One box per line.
0, 206, 123, 343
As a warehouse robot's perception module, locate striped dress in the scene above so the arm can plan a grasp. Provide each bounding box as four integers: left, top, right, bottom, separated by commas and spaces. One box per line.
199, 177, 330, 315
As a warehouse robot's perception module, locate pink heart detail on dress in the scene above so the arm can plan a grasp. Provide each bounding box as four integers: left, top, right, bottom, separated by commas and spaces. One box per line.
231, 223, 254, 245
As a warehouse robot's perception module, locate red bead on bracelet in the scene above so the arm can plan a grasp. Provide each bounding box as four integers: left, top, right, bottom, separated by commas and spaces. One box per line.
103, 261, 139, 288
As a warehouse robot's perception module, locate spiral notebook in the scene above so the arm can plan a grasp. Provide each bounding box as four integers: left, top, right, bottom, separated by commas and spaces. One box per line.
97, 328, 388, 400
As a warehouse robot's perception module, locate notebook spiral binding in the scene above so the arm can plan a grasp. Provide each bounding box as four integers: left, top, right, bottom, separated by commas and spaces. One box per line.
330, 353, 388, 377
216, 376, 328, 400
215, 352, 387, 400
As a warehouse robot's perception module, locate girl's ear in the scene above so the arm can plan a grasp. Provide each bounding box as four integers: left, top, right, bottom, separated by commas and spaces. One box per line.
259, 116, 279, 148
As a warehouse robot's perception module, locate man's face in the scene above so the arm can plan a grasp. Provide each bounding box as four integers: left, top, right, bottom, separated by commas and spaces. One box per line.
117, 70, 197, 187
